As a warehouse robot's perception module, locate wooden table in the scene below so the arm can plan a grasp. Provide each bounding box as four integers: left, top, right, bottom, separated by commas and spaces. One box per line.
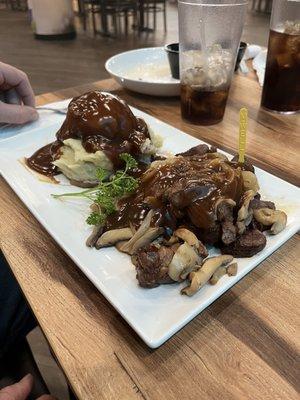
0, 74, 299, 400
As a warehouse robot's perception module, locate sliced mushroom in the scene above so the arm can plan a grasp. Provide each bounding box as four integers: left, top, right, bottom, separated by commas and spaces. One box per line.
174, 228, 199, 248
170, 242, 181, 252
210, 266, 227, 285
207, 157, 222, 170
86, 225, 103, 248
236, 221, 246, 235
236, 211, 253, 235
95, 227, 133, 249
116, 240, 130, 252
181, 255, 233, 296
242, 171, 260, 194
237, 190, 255, 222
163, 235, 179, 246
208, 152, 229, 161
129, 222, 136, 234
236, 190, 255, 234
215, 198, 236, 222
118, 210, 154, 254
174, 228, 208, 259
226, 262, 238, 276
118, 210, 164, 255
121, 227, 164, 255
168, 242, 201, 282
253, 208, 287, 235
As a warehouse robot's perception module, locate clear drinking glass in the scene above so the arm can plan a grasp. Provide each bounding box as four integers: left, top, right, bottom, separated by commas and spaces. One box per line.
178, 0, 248, 125
261, 0, 300, 114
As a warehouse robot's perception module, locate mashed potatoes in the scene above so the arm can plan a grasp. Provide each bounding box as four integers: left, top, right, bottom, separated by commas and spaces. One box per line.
53, 139, 113, 183
53, 129, 162, 183
141, 128, 163, 154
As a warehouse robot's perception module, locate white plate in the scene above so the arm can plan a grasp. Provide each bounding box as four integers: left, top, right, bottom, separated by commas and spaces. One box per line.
0, 100, 299, 348
105, 47, 180, 97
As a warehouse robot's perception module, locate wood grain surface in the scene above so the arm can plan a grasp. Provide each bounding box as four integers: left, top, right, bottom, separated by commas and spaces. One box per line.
0, 75, 299, 400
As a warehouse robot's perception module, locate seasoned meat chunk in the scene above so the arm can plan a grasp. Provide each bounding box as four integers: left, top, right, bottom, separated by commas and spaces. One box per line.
250, 198, 276, 210
134, 244, 175, 288
221, 221, 236, 245
170, 184, 215, 210
176, 144, 211, 157
220, 229, 266, 257
196, 224, 221, 245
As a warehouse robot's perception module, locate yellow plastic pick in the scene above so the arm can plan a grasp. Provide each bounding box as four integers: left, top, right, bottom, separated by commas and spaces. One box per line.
238, 107, 248, 164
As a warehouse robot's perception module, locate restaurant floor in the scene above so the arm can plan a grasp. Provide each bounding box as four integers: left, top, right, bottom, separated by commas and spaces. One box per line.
0, 4, 270, 399
0, 4, 270, 95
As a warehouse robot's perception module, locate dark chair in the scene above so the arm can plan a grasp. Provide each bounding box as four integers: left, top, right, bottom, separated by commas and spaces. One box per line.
102, 0, 138, 36
80, 0, 138, 37
5, 0, 28, 10
139, 0, 167, 32
0, 0, 9, 9
80, 0, 101, 35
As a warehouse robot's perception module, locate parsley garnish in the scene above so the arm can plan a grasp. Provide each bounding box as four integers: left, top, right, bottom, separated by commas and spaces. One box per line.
52, 153, 139, 225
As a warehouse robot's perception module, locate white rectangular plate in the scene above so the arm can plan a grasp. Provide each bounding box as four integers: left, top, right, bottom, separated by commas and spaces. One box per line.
1, 100, 299, 348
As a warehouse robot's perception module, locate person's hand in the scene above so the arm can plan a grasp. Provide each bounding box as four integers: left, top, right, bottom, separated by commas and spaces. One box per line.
0, 374, 56, 400
0, 62, 38, 124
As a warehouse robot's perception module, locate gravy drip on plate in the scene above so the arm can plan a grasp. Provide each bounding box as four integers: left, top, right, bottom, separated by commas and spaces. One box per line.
106, 154, 243, 232
26, 91, 150, 175
26, 141, 62, 176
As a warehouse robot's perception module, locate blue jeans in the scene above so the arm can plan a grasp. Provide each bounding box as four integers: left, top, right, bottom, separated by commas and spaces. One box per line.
0, 252, 36, 358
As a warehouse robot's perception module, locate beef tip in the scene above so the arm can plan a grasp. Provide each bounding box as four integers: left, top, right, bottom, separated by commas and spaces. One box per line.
176, 144, 210, 157
134, 244, 175, 288
221, 221, 236, 245
250, 219, 268, 232
231, 155, 255, 173
170, 184, 215, 210
196, 224, 221, 245
250, 198, 276, 210
220, 229, 266, 257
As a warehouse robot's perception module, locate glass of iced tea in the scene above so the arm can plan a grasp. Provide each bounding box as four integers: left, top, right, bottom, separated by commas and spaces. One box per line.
261, 0, 300, 114
178, 0, 247, 125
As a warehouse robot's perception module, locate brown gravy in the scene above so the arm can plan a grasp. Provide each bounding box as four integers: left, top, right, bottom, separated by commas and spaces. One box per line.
26, 141, 62, 176
26, 91, 150, 175
106, 154, 243, 231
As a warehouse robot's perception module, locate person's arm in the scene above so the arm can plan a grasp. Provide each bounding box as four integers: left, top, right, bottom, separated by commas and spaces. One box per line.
0, 62, 38, 124
0, 374, 56, 400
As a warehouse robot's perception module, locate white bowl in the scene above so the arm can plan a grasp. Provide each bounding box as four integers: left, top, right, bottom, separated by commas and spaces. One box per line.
105, 47, 180, 97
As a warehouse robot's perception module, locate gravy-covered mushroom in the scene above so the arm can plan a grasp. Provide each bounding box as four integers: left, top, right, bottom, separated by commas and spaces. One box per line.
242, 171, 260, 194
